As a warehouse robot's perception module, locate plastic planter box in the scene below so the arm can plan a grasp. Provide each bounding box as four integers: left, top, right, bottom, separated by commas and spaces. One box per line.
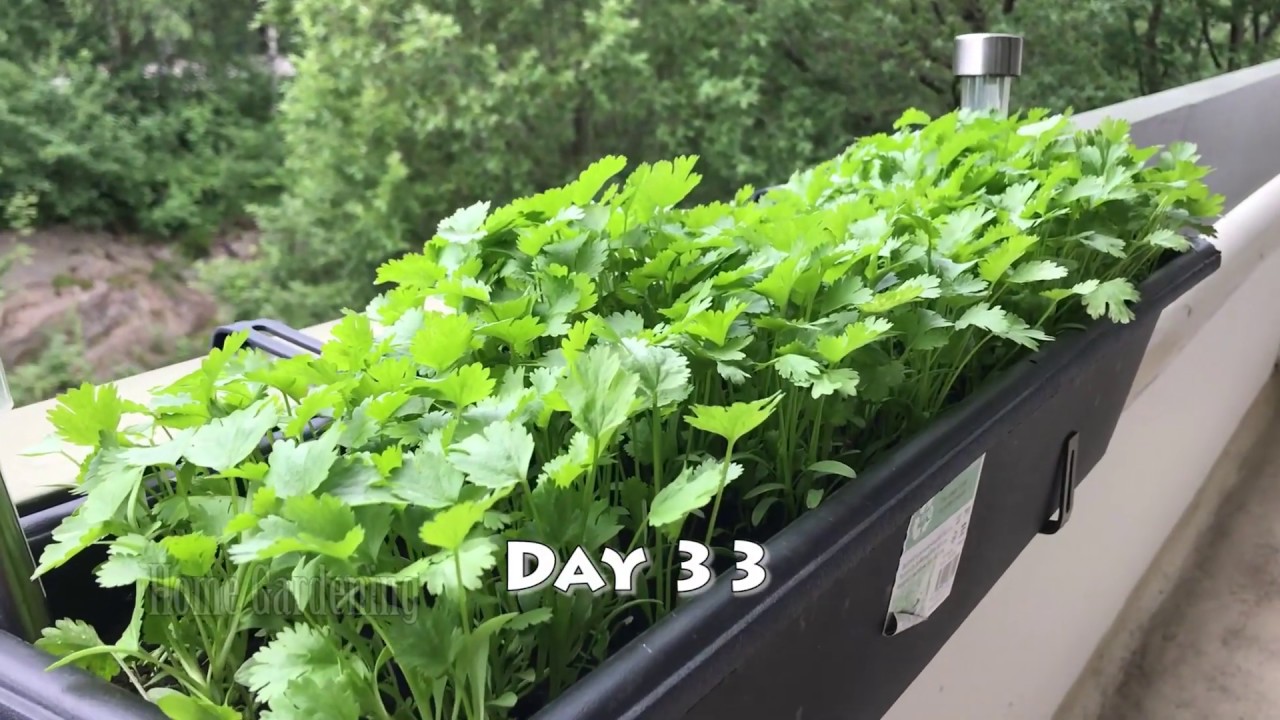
0, 239, 1219, 720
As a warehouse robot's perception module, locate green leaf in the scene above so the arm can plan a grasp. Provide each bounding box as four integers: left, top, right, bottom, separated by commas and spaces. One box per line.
1144, 228, 1191, 251
857, 275, 941, 313
1082, 278, 1140, 323
96, 534, 173, 588
410, 312, 476, 372
34, 619, 119, 681
1007, 260, 1068, 284
1078, 232, 1127, 258
807, 460, 856, 479
978, 234, 1037, 283
810, 368, 860, 398
229, 495, 365, 563
448, 421, 535, 490
815, 317, 894, 364
686, 300, 748, 347
150, 689, 243, 720
235, 624, 368, 712
421, 536, 500, 596
423, 363, 495, 409
119, 428, 196, 467
161, 533, 219, 577
388, 448, 464, 509
477, 316, 547, 355
185, 399, 280, 473
619, 338, 692, 409
894, 108, 932, 129
437, 201, 491, 244
46, 383, 145, 447
264, 428, 342, 498
684, 393, 782, 445
774, 354, 822, 387
537, 432, 592, 488
559, 344, 640, 442
419, 501, 486, 551
649, 460, 743, 528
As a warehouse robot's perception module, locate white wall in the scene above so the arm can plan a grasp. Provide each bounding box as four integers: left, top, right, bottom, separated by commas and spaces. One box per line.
883, 175, 1280, 719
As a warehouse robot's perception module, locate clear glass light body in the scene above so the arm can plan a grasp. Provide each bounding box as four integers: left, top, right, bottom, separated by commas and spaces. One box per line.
0, 357, 50, 642
959, 76, 1013, 115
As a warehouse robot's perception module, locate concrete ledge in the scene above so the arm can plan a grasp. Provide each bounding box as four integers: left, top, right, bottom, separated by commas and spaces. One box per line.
1055, 372, 1280, 719
0, 320, 338, 505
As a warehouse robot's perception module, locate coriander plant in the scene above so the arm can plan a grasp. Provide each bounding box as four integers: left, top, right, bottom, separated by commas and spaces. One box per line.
27, 108, 1220, 719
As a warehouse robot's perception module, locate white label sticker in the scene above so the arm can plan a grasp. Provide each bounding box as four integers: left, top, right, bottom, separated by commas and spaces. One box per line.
884, 454, 984, 636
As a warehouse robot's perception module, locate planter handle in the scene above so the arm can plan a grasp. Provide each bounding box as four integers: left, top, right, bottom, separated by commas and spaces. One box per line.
211, 318, 324, 359
1040, 431, 1079, 535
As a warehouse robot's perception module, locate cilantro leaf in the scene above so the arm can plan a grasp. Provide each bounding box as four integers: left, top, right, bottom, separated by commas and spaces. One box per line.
649, 459, 743, 528
1083, 278, 1141, 323
47, 382, 145, 446
684, 394, 781, 445
235, 624, 369, 711
619, 338, 692, 408
559, 344, 640, 442
448, 421, 535, 490
149, 689, 243, 720
34, 619, 119, 681
410, 312, 476, 372
185, 399, 280, 472
263, 428, 342, 498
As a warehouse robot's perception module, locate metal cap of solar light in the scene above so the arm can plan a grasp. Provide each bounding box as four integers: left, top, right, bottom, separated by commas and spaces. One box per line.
0, 358, 50, 642
953, 33, 1023, 114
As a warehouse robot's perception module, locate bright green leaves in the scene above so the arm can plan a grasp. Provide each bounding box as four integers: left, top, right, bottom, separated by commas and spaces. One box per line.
559, 344, 640, 445
955, 303, 1052, 349
623, 156, 701, 223
978, 233, 1036, 283
264, 428, 341, 498
436, 201, 491, 245
411, 311, 476, 373
418, 502, 500, 596
448, 421, 535, 490
774, 354, 821, 386
46, 382, 146, 447
687, 300, 749, 346
1082, 278, 1141, 323
857, 275, 941, 314
236, 624, 369, 720
619, 338, 692, 410
649, 459, 743, 528
185, 399, 279, 472
815, 317, 894, 364
684, 394, 781, 446
28, 108, 1218, 720
388, 448, 464, 509
34, 619, 119, 681
150, 689, 243, 720
229, 494, 365, 564
96, 534, 175, 587
1007, 260, 1068, 284
419, 501, 485, 551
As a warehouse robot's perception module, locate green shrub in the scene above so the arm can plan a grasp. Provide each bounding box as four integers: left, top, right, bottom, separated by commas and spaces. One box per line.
0, 53, 283, 247
30, 109, 1220, 719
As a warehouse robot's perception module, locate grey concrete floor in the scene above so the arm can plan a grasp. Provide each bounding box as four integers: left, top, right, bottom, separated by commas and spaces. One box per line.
1098, 426, 1280, 720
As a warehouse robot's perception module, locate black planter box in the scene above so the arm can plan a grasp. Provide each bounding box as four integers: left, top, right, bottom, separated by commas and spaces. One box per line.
1, 238, 1219, 720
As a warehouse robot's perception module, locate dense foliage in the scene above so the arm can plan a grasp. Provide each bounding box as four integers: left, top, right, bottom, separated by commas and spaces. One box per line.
0, 0, 282, 244
3, 0, 1279, 409
28, 109, 1220, 719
